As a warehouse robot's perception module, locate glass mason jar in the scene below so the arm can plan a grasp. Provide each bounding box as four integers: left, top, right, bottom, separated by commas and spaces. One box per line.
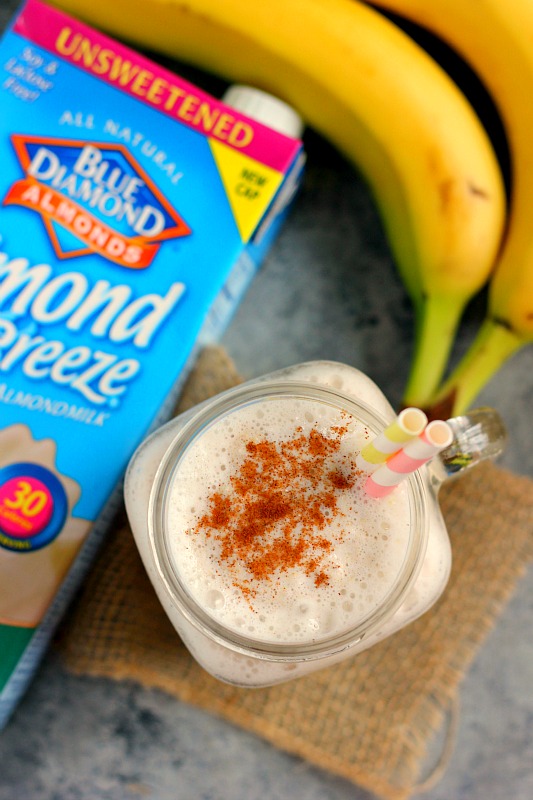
124, 361, 506, 687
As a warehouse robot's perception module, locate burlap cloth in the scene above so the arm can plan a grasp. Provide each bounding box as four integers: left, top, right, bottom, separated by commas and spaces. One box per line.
58, 346, 533, 800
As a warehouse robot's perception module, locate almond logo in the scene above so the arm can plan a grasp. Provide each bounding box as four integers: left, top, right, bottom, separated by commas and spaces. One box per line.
4, 135, 191, 268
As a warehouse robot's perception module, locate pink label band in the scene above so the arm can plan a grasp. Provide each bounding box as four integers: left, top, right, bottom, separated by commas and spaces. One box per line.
14, 0, 300, 172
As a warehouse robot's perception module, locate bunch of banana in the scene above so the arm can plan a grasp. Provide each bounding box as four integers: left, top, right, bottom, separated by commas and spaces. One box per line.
361, 0, 533, 416
51, 0, 506, 408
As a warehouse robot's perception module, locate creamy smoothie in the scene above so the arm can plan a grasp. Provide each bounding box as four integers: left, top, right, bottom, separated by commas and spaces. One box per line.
164, 395, 412, 645
125, 361, 453, 686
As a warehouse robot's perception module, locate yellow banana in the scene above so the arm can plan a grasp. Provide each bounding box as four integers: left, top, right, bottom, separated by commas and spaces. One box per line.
367, 0, 533, 414
50, 0, 506, 406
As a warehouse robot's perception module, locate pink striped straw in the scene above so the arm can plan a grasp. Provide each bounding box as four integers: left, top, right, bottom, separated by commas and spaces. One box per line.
356, 407, 428, 472
365, 419, 453, 498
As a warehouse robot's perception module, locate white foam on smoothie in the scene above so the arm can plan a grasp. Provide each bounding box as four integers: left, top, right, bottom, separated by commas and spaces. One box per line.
164, 395, 412, 645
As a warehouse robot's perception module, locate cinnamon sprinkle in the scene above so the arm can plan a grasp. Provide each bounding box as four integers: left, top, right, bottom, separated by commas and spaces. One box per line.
190, 421, 362, 606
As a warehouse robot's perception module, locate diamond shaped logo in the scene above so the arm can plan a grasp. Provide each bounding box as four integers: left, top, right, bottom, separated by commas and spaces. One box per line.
4, 135, 191, 268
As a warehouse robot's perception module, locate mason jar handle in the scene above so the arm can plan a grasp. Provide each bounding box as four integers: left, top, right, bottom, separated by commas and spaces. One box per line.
435, 407, 507, 479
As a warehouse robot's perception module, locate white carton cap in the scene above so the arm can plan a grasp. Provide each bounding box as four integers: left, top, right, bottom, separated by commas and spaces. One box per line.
222, 85, 304, 139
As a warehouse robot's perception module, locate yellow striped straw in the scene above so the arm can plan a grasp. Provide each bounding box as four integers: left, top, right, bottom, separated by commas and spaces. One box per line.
356, 407, 428, 472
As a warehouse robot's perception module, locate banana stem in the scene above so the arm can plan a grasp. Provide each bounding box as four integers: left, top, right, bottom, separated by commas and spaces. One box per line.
402, 294, 465, 409
430, 318, 525, 416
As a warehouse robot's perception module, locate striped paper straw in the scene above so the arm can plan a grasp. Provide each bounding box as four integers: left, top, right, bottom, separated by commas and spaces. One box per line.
365, 419, 453, 498
356, 407, 428, 472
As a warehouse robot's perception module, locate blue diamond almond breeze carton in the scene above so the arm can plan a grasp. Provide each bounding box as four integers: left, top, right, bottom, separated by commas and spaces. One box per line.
0, 0, 304, 727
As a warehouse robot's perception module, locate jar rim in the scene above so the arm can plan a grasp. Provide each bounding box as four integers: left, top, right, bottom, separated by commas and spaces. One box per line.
148, 380, 428, 662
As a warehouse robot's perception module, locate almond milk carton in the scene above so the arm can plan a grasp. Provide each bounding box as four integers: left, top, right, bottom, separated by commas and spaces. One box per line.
0, 0, 304, 726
